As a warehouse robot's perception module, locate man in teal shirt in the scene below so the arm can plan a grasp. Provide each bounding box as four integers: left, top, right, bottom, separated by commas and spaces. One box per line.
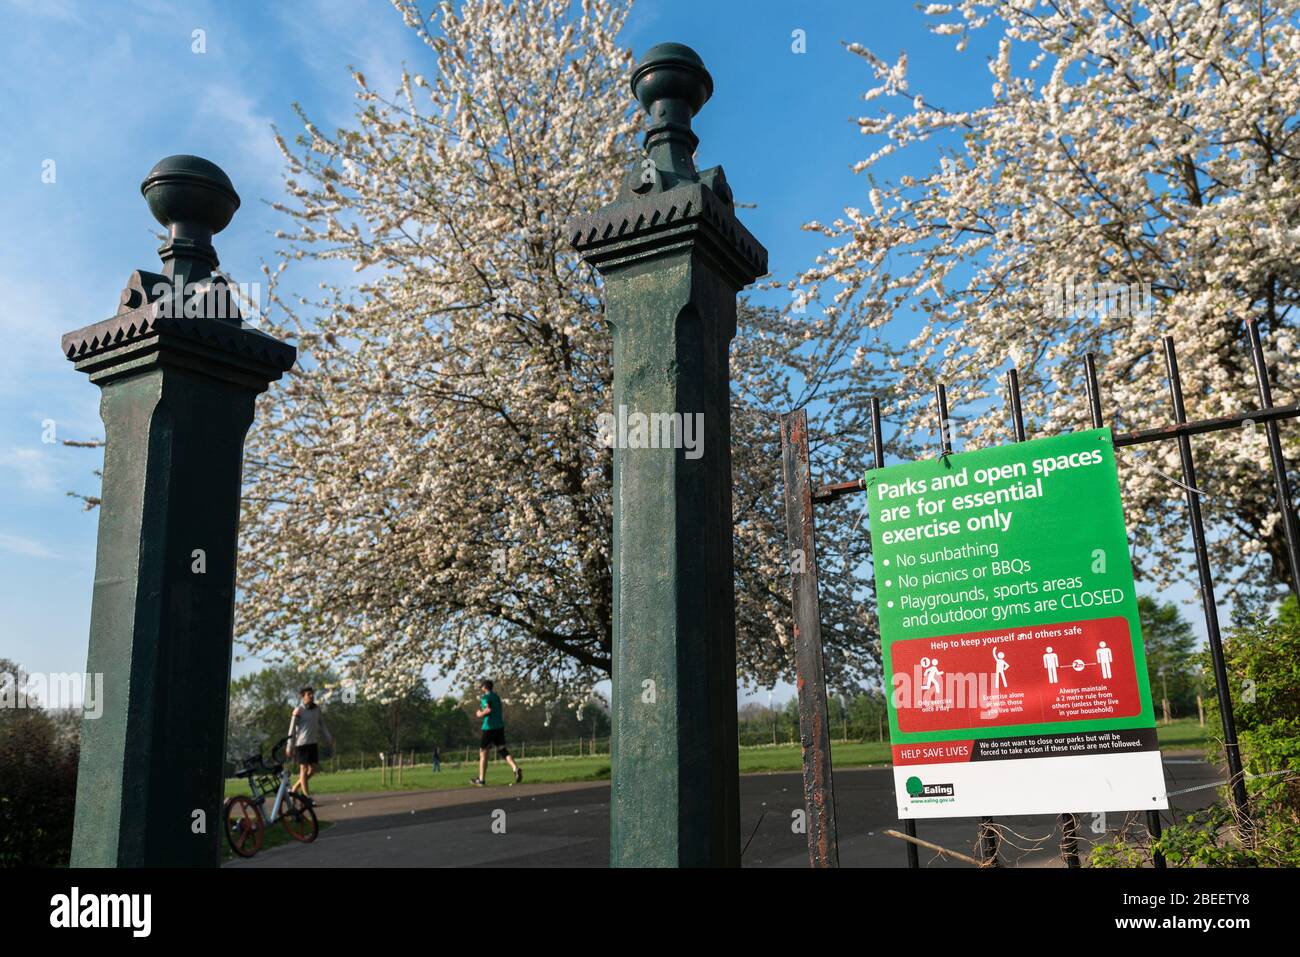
472, 679, 522, 786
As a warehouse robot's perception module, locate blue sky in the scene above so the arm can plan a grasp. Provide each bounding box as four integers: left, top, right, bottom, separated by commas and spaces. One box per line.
4, 0, 1156, 703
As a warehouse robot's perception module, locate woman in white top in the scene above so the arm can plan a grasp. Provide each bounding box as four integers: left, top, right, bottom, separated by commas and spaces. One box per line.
285, 687, 334, 802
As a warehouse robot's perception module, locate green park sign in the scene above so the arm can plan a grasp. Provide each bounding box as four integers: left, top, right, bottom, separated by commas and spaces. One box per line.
868, 428, 1169, 818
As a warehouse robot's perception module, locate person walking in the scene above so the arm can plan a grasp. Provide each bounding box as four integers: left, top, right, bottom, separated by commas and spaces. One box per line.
471, 680, 522, 786
432, 745, 441, 773
285, 686, 334, 803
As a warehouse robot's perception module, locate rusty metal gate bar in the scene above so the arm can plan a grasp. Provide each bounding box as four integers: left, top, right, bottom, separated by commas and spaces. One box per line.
780, 409, 839, 867
784, 325, 1300, 869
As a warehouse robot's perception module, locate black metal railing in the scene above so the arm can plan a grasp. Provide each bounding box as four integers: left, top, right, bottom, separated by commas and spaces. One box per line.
782, 317, 1300, 868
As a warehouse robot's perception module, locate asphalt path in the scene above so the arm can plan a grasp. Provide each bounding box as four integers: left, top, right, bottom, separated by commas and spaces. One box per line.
225, 753, 1220, 868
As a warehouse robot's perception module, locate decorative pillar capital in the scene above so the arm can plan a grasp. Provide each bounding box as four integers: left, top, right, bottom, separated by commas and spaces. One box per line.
61, 155, 295, 390
569, 43, 767, 289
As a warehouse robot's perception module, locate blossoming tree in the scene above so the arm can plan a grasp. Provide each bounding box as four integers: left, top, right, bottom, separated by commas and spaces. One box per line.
238, 0, 879, 700
798, 0, 1300, 604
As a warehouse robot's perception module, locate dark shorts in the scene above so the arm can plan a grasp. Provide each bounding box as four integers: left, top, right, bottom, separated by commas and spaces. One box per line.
480, 728, 508, 754
295, 744, 320, 766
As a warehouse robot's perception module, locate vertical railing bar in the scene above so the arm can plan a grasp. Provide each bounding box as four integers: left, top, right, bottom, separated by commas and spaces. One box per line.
936, 382, 997, 867
936, 383, 953, 455
1085, 352, 1104, 431
1008, 366, 1079, 867
872, 397, 919, 869
1145, 805, 1164, 867
871, 396, 885, 468
1060, 812, 1082, 869
1244, 317, 1300, 598
1007, 367, 1027, 443
1161, 337, 1251, 842
1085, 352, 1166, 868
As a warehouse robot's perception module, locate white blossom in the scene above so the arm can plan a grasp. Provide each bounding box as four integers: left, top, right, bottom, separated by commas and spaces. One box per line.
800, 0, 1300, 606
240, 0, 878, 700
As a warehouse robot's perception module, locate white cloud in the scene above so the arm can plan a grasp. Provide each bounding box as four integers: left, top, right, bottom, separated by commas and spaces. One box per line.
0, 446, 59, 494
0, 0, 84, 24
0, 531, 57, 559
198, 83, 284, 194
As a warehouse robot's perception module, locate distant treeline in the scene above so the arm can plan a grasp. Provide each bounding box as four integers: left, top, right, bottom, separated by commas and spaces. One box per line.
225, 666, 611, 766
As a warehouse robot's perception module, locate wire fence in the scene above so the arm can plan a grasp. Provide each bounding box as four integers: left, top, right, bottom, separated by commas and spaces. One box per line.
736, 720, 891, 748
319, 735, 614, 773
326, 730, 892, 770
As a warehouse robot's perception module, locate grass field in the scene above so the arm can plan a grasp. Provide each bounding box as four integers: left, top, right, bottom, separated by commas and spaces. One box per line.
226, 718, 1213, 798
1154, 716, 1219, 750
224, 755, 611, 798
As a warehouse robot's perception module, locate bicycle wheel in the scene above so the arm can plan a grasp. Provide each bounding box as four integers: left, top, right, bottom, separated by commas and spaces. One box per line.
224, 796, 266, 858
280, 791, 319, 843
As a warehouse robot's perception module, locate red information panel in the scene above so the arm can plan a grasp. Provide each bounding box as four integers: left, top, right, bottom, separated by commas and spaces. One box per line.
890, 616, 1140, 733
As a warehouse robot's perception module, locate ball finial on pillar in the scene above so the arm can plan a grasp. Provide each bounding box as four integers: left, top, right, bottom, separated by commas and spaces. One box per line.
631, 42, 713, 116
140, 155, 241, 282
630, 43, 713, 180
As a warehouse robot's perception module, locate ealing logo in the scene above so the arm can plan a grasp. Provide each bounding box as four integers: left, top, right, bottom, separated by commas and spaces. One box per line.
906, 775, 955, 800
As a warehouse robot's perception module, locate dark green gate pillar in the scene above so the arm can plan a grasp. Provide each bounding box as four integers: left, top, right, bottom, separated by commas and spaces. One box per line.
62, 156, 295, 867
569, 44, 767, 866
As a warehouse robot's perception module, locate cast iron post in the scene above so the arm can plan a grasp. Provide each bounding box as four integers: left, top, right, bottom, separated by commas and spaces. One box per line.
62, 155, 296, 867
569, 43, 767, 866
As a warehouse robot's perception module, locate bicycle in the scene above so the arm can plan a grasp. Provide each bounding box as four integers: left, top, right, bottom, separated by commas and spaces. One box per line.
223, 736, 319, 858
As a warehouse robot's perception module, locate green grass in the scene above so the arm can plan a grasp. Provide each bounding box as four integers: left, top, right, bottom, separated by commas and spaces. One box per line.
740, 740, 892, 772
223, 755, 610, 798
225, 719, 1214, 799
1153, 716, 1216, 751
